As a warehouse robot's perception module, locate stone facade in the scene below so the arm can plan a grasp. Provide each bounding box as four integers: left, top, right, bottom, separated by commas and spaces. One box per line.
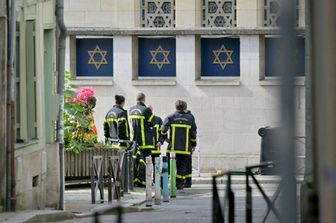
64, 0, 306, 173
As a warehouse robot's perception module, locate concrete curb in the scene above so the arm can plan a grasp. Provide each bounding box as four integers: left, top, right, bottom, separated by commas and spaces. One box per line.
192, 175, 304, 185
0, 210, 76, 223
74, 197, 147, 219
1, 191, 147, 223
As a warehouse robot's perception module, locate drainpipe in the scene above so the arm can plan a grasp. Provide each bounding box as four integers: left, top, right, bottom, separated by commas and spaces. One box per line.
300, 0, 318, 222
56, 0, 66, 210
6, 0, 16, 212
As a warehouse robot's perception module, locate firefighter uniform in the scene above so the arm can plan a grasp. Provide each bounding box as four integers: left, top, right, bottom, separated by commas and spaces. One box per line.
129, 102, 155, 186
151, 115, 163, 157
104, 105, 130, 149
160, 111, 197, 189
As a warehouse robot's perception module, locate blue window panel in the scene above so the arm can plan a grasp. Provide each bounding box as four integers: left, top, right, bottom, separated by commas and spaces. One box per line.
76, 38, 113, 77
265, 37, 305, 77
201, 38, 240, 77
138, 38, 176, 77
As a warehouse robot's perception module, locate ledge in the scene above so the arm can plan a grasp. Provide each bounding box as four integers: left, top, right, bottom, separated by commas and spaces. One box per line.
71, 77, 113, 86
15, 139, 39, 150
67, 27, 305, 36
195, 79, 241, 86
259, 77, 305, 86
132, 79, 177, 86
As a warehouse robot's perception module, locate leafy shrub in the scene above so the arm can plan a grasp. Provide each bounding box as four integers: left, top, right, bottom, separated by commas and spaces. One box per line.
63, 71, 98, 153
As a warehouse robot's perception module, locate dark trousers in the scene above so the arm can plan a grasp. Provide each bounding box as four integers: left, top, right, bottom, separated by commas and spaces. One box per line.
134, 149, 152, 187
185, 155, 192, 186
176, 154, 190, 188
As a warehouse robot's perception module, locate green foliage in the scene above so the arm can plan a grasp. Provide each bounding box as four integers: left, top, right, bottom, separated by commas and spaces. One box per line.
63, 71, 99, 153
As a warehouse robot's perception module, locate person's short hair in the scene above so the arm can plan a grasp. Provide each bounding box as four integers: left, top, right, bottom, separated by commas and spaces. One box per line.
87, 96, 97, 108
115, 95, 125, 105
175, 100, 185, 111
181, 101, 187, 111
136, 92, 146, 102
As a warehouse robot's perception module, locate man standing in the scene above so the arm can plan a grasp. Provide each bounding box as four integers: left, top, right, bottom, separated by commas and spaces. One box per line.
159, 100, 197, 190
129, 93, 155, 186
103, 95, 130, 149
147, 104, 163, 158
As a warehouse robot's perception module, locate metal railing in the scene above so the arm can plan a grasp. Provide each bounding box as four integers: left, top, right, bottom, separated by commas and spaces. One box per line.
212, 171, 245, 223
90, 139, 137, 204
91, 156, 105, 204
246, 162, 281, 223
212, 161, 282, 223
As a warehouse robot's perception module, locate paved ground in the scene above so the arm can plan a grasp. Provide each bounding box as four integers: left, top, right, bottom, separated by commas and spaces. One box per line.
58, 184, 283, 223
1, 176, 302, 223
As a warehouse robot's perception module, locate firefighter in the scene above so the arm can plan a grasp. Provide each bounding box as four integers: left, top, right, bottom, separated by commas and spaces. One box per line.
129, 93, 155, 187
159, 100, 197, 190
147, 104, 163, 158
103, 95, 130, 149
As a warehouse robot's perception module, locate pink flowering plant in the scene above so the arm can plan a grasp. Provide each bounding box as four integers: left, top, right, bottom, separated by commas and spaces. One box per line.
63, 72, 97, 153
75, 87, 95, 105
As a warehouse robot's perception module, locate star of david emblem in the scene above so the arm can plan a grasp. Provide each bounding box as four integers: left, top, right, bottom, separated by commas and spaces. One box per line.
212, 44, 234, 70
88, 45, 108, 70
150, 45, 170, 70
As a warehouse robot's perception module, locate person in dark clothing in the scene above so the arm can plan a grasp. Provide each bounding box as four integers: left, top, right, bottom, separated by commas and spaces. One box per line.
129, 93, 155, 187
104, 95, 130, 149
147, 104, 163, 158
159, 100, 197, 190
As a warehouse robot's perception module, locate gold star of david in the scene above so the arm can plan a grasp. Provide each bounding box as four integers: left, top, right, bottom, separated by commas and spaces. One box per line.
212, 44, 234, 70
150, 45, 170, 70
88, 45, 108, 70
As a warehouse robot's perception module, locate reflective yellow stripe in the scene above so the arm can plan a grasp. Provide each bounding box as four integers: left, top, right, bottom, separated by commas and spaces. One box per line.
171, 124, 191, 129
148, 114, 155, 122
129, 115, 145, 119
141, 118, 146, 146
191, 138, 196, 142
105, 117, 128, 122
161, 130, 168, 135
151, 150, 161, 154
170, 124, 191, 154
134, 178, 146, 186
176, 174, 192, 179
138, 145, 155, 149
153, 124, 161, 152
166, 150, 190, 155
154, 124, 160, 141
139, 159, 146, 165
125, 120, 129, 138
171, 125, 176, 151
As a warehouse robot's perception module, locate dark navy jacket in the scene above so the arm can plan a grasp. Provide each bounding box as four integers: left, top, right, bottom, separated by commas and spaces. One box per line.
160, 111, 197, 155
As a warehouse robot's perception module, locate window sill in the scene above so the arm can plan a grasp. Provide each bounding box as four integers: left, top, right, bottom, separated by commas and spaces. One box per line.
132, 79, 177, 86
15, 139, 39, 150
195, 79, 241, 86
72, 77, 113, 86
259, 77, 305, 86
